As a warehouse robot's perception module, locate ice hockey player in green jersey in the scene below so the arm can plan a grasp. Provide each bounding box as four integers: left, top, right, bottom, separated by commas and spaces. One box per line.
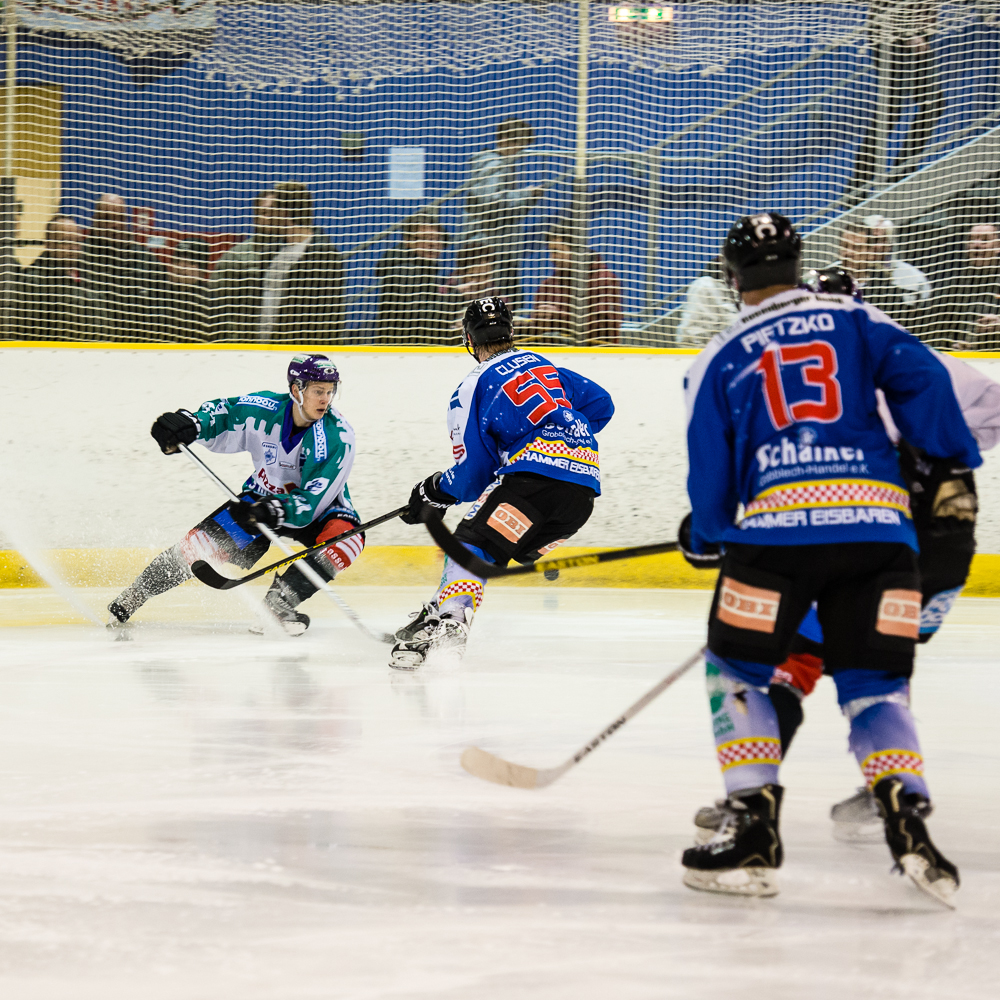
107, 354, 364, 635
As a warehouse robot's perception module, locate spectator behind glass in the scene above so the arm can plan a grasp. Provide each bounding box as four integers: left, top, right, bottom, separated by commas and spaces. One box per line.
840, 215, 933, 338
210, 189, 285, 338
17, 214, 104, 339
528, 221, 622, 345
81, 194, 166, 338
462, 116, 543, 311
931, 222, 1000, 349
375, 211, 450, 343
441, 242, 504, 337
676, 256, 738, 347
255, 180, 346, 343
165, 239, 210, 341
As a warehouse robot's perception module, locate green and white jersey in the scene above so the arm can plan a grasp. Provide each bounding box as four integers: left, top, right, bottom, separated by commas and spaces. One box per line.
192, 390, 357, 529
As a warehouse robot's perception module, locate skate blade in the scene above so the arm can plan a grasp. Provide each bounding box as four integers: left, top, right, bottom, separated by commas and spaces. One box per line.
832, 820, 885, 844
248, 621, 307, 637
901, 854, 958, 910
389, 649, 424, 671
683, 866, 779, 897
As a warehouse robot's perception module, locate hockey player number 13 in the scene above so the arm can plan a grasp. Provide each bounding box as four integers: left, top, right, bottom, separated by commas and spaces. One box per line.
501, 364, 571, 425
757, 340, 843, 431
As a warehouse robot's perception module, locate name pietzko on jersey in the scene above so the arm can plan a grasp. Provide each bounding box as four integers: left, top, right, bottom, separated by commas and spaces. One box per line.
739, 310, 835, 352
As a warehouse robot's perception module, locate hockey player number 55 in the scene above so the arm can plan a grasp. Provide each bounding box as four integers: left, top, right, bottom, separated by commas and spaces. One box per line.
502, 365, 571, 425
758, 340, 843, 431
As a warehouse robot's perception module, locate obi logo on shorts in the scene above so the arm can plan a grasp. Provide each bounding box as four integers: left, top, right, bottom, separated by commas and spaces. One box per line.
717, 577, 781, 633
488, 503, 533, 544
876, 589, 921, 639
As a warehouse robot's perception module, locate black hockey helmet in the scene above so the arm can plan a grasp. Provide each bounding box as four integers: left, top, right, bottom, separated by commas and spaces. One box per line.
462, 296, 514, 356
722, 212, 802, 292
802, 265, 863, 301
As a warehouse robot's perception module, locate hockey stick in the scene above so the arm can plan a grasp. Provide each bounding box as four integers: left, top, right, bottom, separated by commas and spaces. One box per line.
461, 646, 706, 789
180, 444, 396, 644
190, 506, 407, 590
423, 512, 678, 579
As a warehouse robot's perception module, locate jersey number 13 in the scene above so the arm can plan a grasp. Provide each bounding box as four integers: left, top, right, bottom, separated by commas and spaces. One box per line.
757, 340, 843, 431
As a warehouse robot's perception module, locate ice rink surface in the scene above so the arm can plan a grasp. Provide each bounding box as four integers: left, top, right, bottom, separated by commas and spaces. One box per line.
0, 584, 998, 999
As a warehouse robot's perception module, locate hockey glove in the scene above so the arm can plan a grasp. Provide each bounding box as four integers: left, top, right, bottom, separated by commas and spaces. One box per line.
400, 472, 456, 525
151, 409, 200, 454
898, 441, 977, 530
230, 497, 286, 533
678, 512, 722, 570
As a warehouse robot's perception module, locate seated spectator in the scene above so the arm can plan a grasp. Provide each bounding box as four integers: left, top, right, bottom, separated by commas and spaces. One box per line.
18, 215, 104, 339
210, 189, 286, 338
930, 222, 1000, 349
676, 256, 738, 347
375, 211, 450, 343
165, 239, 210, 341
528, 221, 622, 345
81, 194, 167, 338
440, 241, 503, 336
840, 214, 933, 337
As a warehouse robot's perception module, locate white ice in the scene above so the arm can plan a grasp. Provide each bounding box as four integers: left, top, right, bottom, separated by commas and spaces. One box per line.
0, 585, 998, 999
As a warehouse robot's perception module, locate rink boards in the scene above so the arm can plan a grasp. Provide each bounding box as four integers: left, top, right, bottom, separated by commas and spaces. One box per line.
1, 344, 998, 593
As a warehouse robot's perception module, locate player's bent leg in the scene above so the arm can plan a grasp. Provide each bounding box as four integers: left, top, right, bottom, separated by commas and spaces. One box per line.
389, 545, 486, 671
108, 501, 269, 628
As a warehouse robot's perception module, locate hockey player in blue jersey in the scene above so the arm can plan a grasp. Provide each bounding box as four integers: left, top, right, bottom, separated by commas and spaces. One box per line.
389, 296, 614, 670
679, 213, 981, 905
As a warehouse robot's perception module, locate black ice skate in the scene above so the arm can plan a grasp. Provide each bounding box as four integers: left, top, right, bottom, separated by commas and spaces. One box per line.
389, 603, 471, 671
873, 777, 959, 909
249, 577, 310, 637
830, 786, 885, 843
682, 784, 783, 897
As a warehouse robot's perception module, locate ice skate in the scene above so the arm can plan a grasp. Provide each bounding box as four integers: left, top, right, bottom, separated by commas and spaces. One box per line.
682, 785, 783, 897
830, 786, 885, 843
873, 778, 959, 909
106, 592, 144, 639
692, 798, 738, 845
389, 603, 471, 671
249, 578, 310, 637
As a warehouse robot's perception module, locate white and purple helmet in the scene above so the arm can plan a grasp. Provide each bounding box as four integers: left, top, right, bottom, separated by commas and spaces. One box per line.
287, 353, 340, 392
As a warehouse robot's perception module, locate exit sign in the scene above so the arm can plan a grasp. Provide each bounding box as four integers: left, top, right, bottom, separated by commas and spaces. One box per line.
608, 6, 674, 22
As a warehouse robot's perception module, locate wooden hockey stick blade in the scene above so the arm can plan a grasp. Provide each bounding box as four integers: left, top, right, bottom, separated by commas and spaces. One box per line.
423, 512, 677, 579
190, 505, 409, 590
460, 647, 705, 790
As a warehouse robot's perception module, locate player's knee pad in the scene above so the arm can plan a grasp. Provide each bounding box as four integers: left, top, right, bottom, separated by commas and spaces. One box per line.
179, 527, 230, 567
315, 517, 366, 576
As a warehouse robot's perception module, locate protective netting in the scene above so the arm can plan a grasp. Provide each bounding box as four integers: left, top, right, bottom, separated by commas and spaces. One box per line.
3, 1, 1000, 348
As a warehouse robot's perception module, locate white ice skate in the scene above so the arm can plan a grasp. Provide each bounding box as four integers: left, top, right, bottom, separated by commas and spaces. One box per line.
389, 604, 472, 671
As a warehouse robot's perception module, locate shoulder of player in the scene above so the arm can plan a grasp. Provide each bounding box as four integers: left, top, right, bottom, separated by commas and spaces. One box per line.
318, 406, 355, 441
226, 390, 286, 413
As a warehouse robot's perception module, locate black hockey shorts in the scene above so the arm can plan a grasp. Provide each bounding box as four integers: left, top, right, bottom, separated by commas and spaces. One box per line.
454, 473, 596, 567
189, 496, 349, 571
707, 541, 920, 678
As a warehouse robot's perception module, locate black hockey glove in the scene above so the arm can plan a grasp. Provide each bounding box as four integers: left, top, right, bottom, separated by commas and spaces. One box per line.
678, 512, 722, 569
151, 409, 199, 454
898, 441, 978, 531
400, 472, 456, 525
230, 497, 286, 533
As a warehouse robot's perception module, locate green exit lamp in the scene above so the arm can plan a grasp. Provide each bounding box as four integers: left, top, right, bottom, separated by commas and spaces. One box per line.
607, 6, 674, 22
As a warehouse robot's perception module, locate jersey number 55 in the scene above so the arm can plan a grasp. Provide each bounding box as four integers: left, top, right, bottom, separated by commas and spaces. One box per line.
501, 364, 571, 425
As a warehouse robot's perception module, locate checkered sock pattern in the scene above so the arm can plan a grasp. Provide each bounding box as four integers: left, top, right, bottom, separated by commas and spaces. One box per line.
435, 553, 487, 619
849, 701, 929, 799
707, 660, 783, 795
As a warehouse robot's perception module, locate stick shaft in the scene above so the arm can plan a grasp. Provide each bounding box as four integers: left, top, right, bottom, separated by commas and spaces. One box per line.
566, 646, 705, 768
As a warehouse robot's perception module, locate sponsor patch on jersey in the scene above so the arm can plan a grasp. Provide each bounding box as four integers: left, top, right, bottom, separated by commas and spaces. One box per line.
304, 477, 330, 496
876, 589, 921, 639
716, 577, 781, 633
537, 538, 567, 557
237, 394, 279, 411
313, 420, 328, 461
262, 442, 277, 466
199, 400, 228, 417
488, 503, 533, 544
